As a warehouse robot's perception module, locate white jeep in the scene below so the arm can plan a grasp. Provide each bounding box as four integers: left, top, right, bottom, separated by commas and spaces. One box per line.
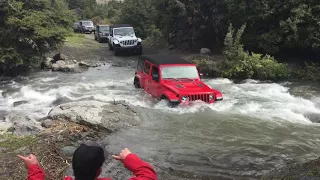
108, 24, 142, 56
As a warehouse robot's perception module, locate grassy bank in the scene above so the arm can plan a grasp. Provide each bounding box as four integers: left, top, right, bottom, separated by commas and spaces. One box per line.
64, 33, 100, 48
0, 120, 105, 180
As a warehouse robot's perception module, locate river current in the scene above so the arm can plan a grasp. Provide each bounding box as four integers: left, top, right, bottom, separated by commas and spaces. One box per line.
0, 59, 320, 179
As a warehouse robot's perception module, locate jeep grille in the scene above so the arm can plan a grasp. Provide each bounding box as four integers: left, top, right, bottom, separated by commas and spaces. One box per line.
188, 94, 211, 102
120, 40, 137, 46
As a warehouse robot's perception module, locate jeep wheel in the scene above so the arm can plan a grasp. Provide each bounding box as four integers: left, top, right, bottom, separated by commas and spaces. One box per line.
160, 96, 178, 108
98, 38, 102, 43
109, 43, 113, 50
113, 47, 120, 56
137, 48, 142, 56
134, 77, 141, 88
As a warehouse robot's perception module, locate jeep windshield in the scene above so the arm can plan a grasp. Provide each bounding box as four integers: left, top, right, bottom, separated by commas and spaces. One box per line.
82, 21, 93, 26
114, 27, 135, 36
99, 26, 109, 32
161, 66, 199, 79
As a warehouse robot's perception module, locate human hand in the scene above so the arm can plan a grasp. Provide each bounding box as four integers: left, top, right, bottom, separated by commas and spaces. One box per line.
112, 148, 132, 160
17, 154, 39, 168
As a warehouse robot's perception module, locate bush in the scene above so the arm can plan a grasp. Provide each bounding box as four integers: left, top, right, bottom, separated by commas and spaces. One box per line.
220, 24, 289, 80
191, 55, 220, 77
293, 62, 320, 81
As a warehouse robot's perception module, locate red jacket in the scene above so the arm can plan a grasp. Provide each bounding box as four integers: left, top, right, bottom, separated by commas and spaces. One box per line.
26, 154, 157, 180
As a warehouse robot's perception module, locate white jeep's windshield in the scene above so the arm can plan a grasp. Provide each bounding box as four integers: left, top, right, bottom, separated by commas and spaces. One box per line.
113, 27, 135, 36
161, 66, 199, 79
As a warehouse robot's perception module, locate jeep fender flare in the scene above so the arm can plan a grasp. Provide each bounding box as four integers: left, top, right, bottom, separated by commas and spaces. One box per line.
161, 91, 179, 102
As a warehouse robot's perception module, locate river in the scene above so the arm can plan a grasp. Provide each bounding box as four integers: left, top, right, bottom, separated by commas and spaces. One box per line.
0, 54, 320, 179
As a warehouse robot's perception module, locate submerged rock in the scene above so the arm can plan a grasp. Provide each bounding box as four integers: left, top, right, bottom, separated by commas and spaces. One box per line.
48, 100, 141, 132
13, 100, 28, 107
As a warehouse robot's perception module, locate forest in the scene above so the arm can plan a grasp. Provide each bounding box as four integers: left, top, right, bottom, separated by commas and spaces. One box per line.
0, 0, 319, 80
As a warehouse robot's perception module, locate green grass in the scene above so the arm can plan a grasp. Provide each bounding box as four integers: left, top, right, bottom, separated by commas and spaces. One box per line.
64, 33, 99, 48
0, 134, 36, 153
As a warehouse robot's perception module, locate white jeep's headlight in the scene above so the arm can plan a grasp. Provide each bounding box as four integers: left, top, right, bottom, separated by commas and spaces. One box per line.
137, 38, 142, 42
209, 94, 214, 100
181, 95, 189, 102
113, 40, 119, 44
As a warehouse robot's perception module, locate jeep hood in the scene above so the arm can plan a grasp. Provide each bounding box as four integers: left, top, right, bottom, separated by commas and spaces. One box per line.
114, 35, 137, 41
163, 80, 213, 94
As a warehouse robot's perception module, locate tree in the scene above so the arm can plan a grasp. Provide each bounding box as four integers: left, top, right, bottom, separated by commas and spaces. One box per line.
0, 0, 75, 75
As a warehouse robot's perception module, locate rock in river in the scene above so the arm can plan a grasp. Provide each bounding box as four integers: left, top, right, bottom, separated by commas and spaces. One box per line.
48, 100, 141, 132
13, 100, 28, 107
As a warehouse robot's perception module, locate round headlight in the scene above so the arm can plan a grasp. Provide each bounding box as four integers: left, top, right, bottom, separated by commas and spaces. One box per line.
209, 94, 214, 100
181, 96, 189, 102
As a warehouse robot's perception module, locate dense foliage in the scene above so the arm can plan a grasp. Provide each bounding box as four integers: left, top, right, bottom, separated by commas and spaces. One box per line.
1, 0, 320, 80
0, 0, 75, 75
223, 24, 289, 80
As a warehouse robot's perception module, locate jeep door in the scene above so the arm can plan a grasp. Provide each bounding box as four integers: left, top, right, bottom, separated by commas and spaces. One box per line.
142, 61, 152, 94
149, 65, 161, 98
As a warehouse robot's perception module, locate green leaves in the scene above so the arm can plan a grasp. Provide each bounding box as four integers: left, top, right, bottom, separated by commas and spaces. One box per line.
0, 0, 75, 73
221, 24, 289, 80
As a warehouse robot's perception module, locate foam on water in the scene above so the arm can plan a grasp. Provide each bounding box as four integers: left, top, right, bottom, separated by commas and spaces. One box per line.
0, 69, 319, 125
149, 79, 320, 124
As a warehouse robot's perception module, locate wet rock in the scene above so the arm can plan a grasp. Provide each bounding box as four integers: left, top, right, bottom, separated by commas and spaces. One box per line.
41, 119, 53, 128
3, 112, 42, 135
73, 60, 78, 64
53, 53, 67, 62
41, 57, 53, 69
13, 100, 28, 107
48, 100, 141, 132
60, 146, 77, 156
200, 48, 211, 55
305, 113, 320, 123
79, 61, 90, 68
264, 157, 320, 180
51, 96, 73, 106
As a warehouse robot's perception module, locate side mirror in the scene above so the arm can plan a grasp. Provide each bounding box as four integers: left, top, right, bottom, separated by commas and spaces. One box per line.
110, 34, 113, 37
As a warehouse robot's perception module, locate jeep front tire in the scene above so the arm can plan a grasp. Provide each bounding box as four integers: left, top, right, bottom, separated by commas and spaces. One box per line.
134, 77, 140, 88
109, 43, 113, 50
113, 47, 120, 56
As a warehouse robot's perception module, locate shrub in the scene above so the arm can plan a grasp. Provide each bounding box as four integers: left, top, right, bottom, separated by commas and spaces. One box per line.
220, 24, 289, 80
293, 62, 320, 81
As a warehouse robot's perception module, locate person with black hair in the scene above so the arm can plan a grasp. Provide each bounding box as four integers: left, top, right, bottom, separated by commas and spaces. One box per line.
18, 142, 157, 180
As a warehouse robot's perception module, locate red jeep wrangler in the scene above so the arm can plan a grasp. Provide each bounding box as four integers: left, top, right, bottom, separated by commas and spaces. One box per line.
134, 55, 223, 106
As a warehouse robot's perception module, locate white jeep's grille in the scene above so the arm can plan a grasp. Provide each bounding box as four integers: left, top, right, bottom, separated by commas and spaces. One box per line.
120, 40, 137, 46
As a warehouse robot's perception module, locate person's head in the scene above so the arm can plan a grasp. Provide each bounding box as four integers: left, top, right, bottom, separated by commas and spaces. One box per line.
72, 141, 107, 180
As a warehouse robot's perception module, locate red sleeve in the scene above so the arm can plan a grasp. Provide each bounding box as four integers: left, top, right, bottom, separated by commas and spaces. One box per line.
122, 154, 157, 180
27, 164, 45, 180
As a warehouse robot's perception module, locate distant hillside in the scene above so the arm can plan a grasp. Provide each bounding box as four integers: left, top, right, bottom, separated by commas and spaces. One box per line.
96, 0, 123, 4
